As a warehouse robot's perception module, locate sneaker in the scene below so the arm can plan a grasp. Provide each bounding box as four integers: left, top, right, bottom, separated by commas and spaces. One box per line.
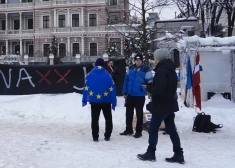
104, 137, 110, 141
133, 133, 142, 138
165, 155, 185, 164
137, 152, 156, 162
93, 138, 99, 142
120, 130, 134, 135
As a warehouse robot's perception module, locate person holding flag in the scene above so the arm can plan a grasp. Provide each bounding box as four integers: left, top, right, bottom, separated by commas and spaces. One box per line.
82, 58, 116, 142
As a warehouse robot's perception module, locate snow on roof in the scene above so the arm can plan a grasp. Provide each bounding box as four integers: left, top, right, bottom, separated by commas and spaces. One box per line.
156, 16, 198, 23
178, 35, 235, 49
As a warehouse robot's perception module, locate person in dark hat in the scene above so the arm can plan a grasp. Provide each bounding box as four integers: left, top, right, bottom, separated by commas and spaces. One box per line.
120, 53, 153, 138
137, 48, 185, 164
82, 58, 116, 142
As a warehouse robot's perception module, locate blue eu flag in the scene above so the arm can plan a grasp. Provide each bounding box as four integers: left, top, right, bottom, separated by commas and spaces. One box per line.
82, 66, 117, 110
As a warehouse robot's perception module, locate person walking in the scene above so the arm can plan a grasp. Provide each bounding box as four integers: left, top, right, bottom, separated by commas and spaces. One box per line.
137, 49, 185, 164
82, 58, 116, 142
120, 53, 153, 138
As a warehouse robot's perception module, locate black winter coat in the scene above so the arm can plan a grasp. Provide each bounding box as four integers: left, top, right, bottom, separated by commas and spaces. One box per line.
146, 59, 179, 115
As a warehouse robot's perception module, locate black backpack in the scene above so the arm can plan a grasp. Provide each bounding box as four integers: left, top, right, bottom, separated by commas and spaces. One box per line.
192, 112, 223, 133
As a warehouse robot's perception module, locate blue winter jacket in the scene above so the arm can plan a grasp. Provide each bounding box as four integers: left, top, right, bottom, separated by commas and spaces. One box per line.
122, 63, 153, 96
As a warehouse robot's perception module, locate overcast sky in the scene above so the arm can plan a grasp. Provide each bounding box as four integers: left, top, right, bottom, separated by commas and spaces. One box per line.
130, 0, 180, 20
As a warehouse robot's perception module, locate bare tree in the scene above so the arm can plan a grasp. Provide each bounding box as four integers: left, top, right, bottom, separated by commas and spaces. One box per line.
106, 0, 171, 65
214, 0, 235, 36
173, 0, 226, 37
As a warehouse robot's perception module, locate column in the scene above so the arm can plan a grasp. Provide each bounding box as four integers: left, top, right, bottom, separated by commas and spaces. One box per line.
6, 0, 8, 4
121, 38, 124, 56
81, 8, 84, 27
6, 40, 8, 55
81, 37, 84, 55
5, 13, 8, 34
67, 9, 70, 27
19, 12, 22, 33
10, 41, 12, 55
24, 41, 27, 55
67, 37, 71, 56
54, 9, 57, 28
20, 39, 23, 56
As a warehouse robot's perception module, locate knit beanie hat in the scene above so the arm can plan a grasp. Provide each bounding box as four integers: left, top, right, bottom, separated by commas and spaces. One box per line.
134, 53, 143, 61
153, 48, 169, 61
95, 58, 105, 67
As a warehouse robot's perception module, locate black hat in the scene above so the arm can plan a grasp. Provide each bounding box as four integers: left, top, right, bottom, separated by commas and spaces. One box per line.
134, 53, 143, 61
95, 58, 105, 67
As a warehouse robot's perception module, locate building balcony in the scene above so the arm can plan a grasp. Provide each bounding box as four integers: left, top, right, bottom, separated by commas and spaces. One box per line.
0, 2, 34, 10
37, 26, 106, 33
0, 29, 34, 35
107, 5, 129, 11
0, 0, 106, 10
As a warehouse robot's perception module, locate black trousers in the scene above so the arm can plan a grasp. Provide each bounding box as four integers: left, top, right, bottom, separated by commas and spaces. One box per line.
91, 103, 113, 139
126, 95, 145, 133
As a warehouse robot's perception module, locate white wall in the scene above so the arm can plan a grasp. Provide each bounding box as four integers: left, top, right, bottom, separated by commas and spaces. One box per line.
180, 49, 232, 105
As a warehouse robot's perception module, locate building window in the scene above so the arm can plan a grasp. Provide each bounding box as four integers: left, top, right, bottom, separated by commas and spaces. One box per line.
89, 14, 97, 27
59, 43, 66, 57
72, 14, 79, 27
72, 43, 80, 56
1, 46, 6, 55
109, 38, 121, 54
43, 44, 50, 56
0, 0, 5, 4
14, 45, 20, 55
28, 19, 33, 29
14, 20, 20, 30
109, 15, 118, 24
2, 20, 5, 30
43, 16, 49, 28
22, 0, 33, 2
28, 45, 34, 57
110, 0, 117, 5
188, 31, 195, 36
58, 15, 66, 28
90, 43, 97, 56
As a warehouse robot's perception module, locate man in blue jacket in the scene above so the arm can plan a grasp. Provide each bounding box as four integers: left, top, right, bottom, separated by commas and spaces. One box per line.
82, 58, 116, 142
120, 53, 153, 138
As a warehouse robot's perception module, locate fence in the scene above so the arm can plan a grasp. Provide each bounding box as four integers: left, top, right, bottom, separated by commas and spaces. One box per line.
0, 54, 125, 65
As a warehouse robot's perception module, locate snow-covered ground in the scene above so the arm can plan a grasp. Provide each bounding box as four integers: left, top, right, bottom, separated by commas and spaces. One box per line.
0, 92, 235, 168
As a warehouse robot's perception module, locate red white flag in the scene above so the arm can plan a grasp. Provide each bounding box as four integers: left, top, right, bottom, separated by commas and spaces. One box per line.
192, 51, 201, 110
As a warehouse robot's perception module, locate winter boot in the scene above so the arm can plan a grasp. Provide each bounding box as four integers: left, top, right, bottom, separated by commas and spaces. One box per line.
137, 152, 156, 162
93, 138, 99, 142
104, 137, 110, 141
120, 130, 134, 135
165, 155, 185, 164
133, 133, 142, 138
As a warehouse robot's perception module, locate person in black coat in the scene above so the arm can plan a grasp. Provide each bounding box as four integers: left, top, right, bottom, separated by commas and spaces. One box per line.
105, 59, 118, 82
137, 48, 185, 164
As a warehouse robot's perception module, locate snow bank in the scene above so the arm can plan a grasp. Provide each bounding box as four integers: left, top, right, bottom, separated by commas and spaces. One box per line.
178, 35, 235, 50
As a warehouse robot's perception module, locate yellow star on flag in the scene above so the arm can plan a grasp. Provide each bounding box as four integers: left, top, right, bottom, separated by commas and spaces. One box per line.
89, 91, 94, 96
85, 86, 89, 91
97, 66, 102, 69
96, 94, 101, 99
109, 87, 113, 92
104, 92, 108, 96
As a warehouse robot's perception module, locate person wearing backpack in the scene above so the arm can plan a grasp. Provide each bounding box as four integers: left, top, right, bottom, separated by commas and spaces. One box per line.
137, 49, 185, 164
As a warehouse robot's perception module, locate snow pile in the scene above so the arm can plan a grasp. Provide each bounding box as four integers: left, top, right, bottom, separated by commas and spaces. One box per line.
178, 35, 235, 50
0, 93, 235, 168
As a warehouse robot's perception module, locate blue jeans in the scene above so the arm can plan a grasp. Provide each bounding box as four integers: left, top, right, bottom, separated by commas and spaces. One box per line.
147, 113, 183, 157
